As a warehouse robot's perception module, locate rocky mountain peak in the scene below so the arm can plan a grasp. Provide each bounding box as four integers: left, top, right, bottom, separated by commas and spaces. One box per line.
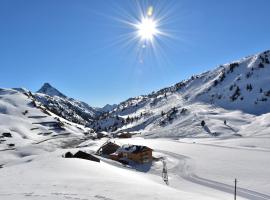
37, 83, 66, 98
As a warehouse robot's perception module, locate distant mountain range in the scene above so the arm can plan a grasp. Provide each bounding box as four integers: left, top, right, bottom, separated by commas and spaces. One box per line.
88, 49, 270, 136
1, 50, 270, 138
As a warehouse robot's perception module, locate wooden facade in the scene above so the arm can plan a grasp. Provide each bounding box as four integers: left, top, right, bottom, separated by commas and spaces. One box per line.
115, 145, 153, 164
98, 142, 153, 164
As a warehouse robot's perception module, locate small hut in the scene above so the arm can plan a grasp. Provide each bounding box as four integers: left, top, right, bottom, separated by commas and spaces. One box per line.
65, 151, 100, 162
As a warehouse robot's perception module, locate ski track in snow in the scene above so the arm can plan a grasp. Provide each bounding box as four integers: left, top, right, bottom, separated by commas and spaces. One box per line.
176, 140, 270, 153
158, 150, 270, 200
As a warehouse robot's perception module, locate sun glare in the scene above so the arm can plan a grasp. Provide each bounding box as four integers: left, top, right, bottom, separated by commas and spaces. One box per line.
111, 2, 175, 64
135, 17, 159, 42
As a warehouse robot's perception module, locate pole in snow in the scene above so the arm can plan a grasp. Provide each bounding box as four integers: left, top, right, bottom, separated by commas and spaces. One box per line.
234, 178, 237, 200
162, 160, 169, 185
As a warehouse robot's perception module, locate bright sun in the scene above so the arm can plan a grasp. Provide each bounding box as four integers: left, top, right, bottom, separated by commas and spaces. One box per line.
114, 3, 171, 63
135, 17, 159, 42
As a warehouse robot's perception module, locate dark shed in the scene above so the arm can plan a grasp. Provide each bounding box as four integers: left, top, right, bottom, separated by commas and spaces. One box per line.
64, 152, 73, 158
73, 151, 100, 162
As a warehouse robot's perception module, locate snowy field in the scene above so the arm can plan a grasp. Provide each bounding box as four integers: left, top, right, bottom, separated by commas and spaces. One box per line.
115, 137, 270, 199
1, 136, 269, 200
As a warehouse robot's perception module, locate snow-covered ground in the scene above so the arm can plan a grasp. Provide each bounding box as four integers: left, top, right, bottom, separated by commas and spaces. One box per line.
0, 147, 215, 200
113, 137, 270, 199
1, 135, 269, 200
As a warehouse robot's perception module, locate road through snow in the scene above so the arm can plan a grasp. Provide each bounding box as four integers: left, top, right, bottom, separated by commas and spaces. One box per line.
158, 150, 270, 200
118, 138, 270, 200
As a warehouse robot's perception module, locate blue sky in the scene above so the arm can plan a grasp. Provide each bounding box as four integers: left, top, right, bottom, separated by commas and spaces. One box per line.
1, 0, 270, 107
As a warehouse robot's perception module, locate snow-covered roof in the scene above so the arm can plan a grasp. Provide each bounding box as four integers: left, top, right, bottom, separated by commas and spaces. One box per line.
117, 144, 152, 153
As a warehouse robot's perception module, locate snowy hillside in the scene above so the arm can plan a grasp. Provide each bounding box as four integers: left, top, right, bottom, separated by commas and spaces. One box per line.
35, 83, 101, 125
91, 50, 270, 138
0, 88, 91, 152
192, 50, 270, 114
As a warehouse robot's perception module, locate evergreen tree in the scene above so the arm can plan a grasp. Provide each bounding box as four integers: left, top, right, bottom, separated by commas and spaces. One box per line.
259, 62, 264, 68
201, 120, 206, 127
126, 116, 130, 123
161, 111, 165, 116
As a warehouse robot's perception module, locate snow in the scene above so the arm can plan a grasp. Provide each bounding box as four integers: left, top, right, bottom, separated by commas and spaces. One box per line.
0, 88, 89, 151
2, 135, 269, 200
117, 144, 149, 153
1, 50, 270, 200
110, 137, 270, 200
92, 50, 270, 136
0, 144, 220, 200
35, 83, 100, 125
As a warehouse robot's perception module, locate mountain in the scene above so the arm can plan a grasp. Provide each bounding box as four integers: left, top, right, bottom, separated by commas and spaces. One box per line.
1, 50, 270, 138
35, 83, 101, 125
95, 104, 118, 112
90, 50, 270, 137
0, 87, 91, 149
37, 83, 67, 98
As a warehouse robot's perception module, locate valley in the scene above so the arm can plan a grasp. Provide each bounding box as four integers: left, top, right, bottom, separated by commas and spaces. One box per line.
1, 50, 270, 200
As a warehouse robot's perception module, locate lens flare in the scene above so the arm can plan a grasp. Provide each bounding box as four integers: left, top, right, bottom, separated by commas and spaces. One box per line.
147, 6, 153, 17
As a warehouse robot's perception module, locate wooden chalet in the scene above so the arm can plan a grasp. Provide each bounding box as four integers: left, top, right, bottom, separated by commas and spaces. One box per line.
110, 144, 153, 164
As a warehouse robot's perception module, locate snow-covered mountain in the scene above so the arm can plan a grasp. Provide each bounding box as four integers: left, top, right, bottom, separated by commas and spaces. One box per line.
91, 50, 270, 137
95, 104, 118, 112
35, 83, 101, 125
37, 83, 67, 98
0, 87, 92, 151
1, 50, 270, 200
1, 50, 270, 138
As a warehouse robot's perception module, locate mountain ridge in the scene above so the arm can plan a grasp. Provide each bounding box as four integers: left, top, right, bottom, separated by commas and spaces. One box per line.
87, 49, 270, 136
1, 49, 270, 137
37, 83, 67, 98
34, 83, 102, 125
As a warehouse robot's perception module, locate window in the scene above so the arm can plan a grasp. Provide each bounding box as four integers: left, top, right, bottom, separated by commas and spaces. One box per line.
143, 159, 149, 163
143, 155, 148, 159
